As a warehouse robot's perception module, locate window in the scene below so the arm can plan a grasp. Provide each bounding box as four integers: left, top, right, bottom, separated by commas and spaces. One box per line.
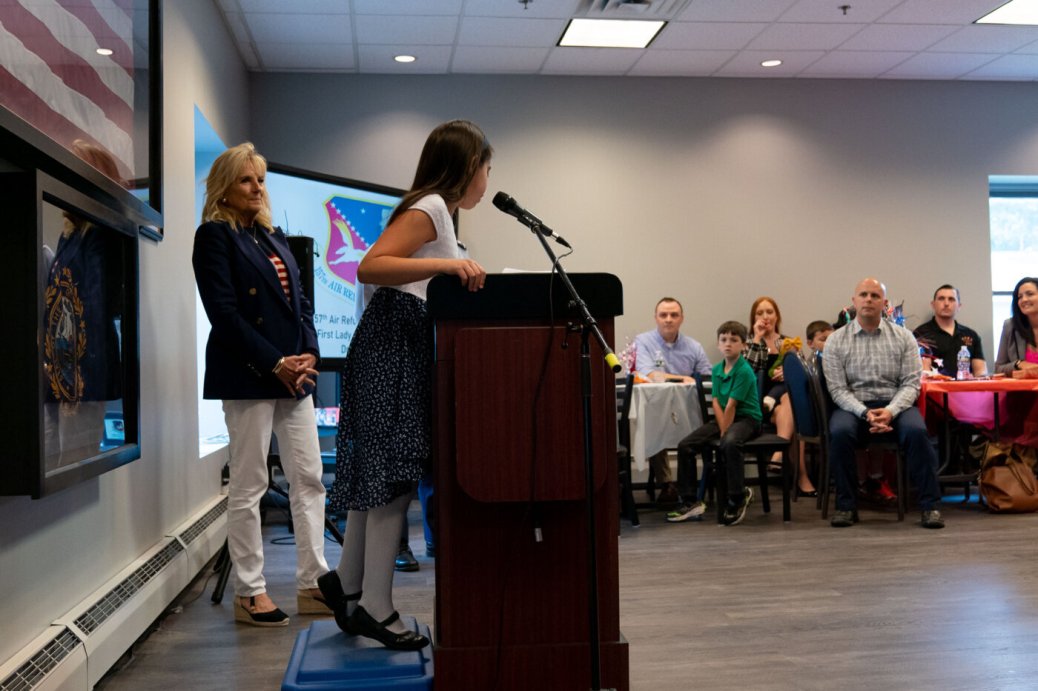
989, 176, 1038, 347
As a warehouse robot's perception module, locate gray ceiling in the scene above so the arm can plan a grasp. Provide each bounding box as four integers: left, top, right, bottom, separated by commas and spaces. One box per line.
215, 0, 1038, 81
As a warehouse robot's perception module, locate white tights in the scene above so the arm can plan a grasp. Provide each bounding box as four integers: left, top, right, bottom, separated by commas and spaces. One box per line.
336, 492, 412, 634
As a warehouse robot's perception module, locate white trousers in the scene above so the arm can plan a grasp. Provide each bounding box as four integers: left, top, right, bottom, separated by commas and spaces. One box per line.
223, 397, 329, 596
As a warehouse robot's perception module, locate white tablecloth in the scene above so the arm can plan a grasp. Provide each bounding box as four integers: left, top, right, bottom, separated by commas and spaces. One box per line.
627, 382, 702, 472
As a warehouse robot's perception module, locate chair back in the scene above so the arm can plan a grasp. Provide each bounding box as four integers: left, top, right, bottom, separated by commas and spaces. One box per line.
782, 351, 819, 438
616, 373, 635, 449
693, 372, 713, 426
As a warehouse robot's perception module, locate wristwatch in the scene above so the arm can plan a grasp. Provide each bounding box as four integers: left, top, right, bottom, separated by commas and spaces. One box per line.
859, 409, 869, 420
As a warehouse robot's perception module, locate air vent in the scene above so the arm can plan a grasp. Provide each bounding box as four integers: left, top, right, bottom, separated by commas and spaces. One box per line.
178, 496, 227, 545
73, 540, 184, 635
578, 0, 693, 17
0, 628, 81, 691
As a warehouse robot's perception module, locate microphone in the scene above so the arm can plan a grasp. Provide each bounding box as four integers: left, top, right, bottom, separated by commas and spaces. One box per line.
492, 192, 572, 249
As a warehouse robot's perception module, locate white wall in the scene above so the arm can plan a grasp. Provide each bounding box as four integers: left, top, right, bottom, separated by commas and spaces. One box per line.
0, 0, 246, 665
249, 74, 1038, 363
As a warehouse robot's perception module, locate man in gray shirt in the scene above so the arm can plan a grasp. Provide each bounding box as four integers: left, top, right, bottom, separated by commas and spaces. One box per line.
822, 277, 944, 529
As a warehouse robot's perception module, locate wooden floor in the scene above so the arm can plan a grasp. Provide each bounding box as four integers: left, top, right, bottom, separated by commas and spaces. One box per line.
95, 491, 1038, 691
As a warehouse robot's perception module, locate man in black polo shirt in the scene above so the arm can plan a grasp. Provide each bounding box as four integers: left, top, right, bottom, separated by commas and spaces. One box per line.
913, 284, 987, 378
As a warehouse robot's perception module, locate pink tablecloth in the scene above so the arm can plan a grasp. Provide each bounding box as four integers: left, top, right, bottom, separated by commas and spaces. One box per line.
920, 379, 1038, 447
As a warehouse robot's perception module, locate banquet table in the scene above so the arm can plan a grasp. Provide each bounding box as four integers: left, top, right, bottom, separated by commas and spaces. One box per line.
919, 378, 1038, 448
627, 382, 702, 471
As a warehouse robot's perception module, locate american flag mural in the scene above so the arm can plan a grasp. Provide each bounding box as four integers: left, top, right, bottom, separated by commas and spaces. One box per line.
0, 0, 137, 179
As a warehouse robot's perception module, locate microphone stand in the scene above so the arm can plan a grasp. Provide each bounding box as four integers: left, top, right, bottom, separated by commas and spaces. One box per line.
528, 223, 619, 691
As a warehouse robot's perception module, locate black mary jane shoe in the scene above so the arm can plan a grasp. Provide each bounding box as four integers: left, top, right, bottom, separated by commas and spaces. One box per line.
348, 605, 430, 651
316, 571, 361, 634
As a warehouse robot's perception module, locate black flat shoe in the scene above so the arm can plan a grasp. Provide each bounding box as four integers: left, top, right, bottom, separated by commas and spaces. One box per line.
394, 545, 419, 572
347, 606, 430, 651
798, 489, 818, 498
316, 571, 360, 634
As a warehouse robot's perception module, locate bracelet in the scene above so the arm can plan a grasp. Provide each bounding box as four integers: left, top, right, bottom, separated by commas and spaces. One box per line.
273, 357, 286, 375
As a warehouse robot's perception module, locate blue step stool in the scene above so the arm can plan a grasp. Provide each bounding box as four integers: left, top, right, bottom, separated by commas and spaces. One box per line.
282, 618, 434, 690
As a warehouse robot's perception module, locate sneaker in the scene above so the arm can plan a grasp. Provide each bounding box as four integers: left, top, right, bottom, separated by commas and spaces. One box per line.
666, 501, 707, 523
830, 509, 857, 528
921, 509, 945, 529
721, 488, 753, 526
874, 478, 898, 503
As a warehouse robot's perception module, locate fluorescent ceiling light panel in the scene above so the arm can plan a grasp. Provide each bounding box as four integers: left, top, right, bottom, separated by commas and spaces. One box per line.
977, 0, 1038, 25
559, 18, 666, 49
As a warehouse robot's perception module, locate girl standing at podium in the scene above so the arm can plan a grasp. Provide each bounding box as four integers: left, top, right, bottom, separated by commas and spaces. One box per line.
321, 120, 492, 649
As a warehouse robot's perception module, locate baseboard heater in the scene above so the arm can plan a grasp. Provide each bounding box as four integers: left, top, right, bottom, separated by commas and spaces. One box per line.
0, 495, 227, 690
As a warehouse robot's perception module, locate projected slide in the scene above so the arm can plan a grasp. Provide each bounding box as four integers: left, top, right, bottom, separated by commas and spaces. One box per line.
265, 166, 402, 360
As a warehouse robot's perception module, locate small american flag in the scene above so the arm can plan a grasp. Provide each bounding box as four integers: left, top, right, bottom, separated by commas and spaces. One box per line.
0, 0, 137, 179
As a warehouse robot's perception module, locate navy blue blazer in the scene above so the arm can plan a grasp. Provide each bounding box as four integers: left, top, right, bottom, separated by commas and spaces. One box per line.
192, 220, 319, 400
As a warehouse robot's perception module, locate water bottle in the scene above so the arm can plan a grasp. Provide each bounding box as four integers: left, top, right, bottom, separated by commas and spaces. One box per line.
654, 350, 665, 369
956, 345, 970, 380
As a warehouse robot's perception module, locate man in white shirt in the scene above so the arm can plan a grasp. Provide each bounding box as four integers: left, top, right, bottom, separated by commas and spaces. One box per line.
632, 297, 712, 504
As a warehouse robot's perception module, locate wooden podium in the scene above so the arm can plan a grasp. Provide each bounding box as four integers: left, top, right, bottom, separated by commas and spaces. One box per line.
428, 272, 628, 691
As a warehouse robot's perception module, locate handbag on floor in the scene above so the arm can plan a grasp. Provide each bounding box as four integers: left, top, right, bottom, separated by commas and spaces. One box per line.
979, 440, 1038, 513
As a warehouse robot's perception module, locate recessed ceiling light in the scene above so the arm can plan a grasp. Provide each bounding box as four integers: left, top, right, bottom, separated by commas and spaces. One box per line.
559, 18, 666, 49
761, 59, 783, 68
96, 47, 113, 56
394, 54, 416, 63
977, 0, 1038, 25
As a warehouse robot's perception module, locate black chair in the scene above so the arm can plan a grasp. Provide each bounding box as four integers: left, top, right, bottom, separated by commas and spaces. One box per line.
692, 372, 793, 523
616, 374, 640, 527
813, 355, 908, 521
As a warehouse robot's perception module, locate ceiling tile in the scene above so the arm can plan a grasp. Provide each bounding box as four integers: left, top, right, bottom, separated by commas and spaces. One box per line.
352, 0, 464, 15
354, 15, 458, 45
878, 0, 1007, 25
458, 16, 568, 47
245, 13, 351, 45
928, 25, 1038, 54
780, 0, 904, 23
627, 49, 736, 76
880, 52, 997, 79
451, 46, 550, 73
653, 21, 768, 50
235, 0, 348, 12
256, 43, 354, 71
962, 53, 1038, 80
799, 50, 915, 78
540, 47, 644, 75
838, 24, 959, 52
747, 22, 866, 51
463, 0, 582, 19
714, 49, 825, 77
676, 0, 799, 22
1016, 37, 1038, 55
357, 44, 453, 73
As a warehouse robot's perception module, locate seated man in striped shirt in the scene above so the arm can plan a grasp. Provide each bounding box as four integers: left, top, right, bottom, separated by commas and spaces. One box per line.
822, 277, 944, 529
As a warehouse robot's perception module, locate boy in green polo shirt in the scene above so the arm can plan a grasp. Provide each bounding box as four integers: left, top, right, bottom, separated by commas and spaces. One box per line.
669, 321, 763, 526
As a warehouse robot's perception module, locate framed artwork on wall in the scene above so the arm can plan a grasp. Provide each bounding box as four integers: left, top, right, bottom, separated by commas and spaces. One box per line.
3, 170, 142, 498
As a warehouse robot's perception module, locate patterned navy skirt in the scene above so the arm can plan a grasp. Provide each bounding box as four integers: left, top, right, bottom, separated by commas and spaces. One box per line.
328, 287, 432, 512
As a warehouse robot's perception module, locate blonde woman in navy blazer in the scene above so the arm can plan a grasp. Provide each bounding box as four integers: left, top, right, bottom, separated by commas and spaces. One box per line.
193, 143, 330, 627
